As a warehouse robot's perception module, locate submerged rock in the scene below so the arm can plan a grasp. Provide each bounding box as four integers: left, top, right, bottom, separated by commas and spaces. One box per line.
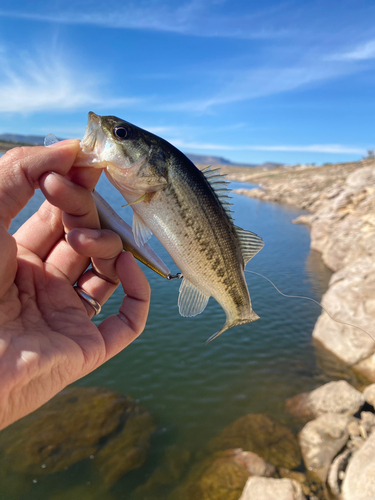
132, 445, 192, 500
239, 476, 306, 500
206, 414, 301, 470
168, 448, 276, 500
0, 386, 155, 483
286, 381, 365, 420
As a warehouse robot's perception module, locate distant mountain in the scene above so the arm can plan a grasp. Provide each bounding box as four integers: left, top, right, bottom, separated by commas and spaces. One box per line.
0, 133, 46, 145
0, 133, 282, 168
185, 153, 239, 166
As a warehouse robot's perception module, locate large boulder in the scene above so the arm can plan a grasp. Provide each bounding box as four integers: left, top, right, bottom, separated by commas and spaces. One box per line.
299, 413, 353, 482
0, 386, 155, 483
239, 477, 306, 500
312, 258, 375, 368
206, 414, 301, 470
341, 431, 375, 500
286, 381, 365, 420
167, 448, 276, 500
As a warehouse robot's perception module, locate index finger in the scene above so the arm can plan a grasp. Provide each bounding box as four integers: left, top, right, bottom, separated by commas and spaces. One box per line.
0, 140, 81, 229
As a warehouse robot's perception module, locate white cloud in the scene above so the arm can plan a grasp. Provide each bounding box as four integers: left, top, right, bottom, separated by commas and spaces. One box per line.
158, 59, 360, 113
171, 139, 365, 155
0, 3, 291, 40
332, 39, 375, 61
0, 49, 140, 114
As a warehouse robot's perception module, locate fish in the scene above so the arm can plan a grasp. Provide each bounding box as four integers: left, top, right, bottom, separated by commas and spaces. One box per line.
80, 112, 264, 342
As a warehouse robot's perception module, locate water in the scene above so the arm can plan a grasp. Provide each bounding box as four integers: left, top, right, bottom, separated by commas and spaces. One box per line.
0, 166, 337, 499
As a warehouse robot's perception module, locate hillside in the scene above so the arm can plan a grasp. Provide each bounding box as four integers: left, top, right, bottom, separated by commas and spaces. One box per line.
0, 133, 281, 169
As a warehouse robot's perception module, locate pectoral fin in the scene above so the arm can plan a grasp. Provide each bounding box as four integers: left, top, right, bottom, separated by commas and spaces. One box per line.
178, 278, 210, 317
133, 212, 153, 247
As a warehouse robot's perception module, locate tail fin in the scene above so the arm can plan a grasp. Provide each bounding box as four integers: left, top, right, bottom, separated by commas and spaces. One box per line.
205, 310, 260, 344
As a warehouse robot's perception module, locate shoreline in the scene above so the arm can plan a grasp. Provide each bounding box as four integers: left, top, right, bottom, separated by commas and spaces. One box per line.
221, 159, 375, 383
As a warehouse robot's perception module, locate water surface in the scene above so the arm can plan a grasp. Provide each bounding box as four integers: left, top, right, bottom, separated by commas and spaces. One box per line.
1, 168, 337, 499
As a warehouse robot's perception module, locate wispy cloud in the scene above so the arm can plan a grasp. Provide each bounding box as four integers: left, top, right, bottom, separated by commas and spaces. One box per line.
158, 59, 361, 112
0, 48, 140, 113
0, 1, 292, 40
171, 139, 365, 155
331, 39, 375, 61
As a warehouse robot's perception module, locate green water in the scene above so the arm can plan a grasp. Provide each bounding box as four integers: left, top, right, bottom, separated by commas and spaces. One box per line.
2, 173, 339, 499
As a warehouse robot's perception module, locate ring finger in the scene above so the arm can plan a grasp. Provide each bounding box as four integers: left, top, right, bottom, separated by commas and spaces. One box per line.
67, 228, 124, 318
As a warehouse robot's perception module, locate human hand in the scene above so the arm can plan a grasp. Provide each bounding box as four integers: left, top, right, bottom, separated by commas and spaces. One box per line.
0, 142, 150, 430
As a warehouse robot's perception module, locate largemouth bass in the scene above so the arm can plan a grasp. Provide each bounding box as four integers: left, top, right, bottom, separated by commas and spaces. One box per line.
80, 112, 264, 342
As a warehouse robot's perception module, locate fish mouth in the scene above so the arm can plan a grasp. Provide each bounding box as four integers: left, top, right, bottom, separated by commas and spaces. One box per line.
78, 112, 108, 167
81, 112, 102, 153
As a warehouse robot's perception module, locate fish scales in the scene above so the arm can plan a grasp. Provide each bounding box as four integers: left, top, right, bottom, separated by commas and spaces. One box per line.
80, 112, 264, 341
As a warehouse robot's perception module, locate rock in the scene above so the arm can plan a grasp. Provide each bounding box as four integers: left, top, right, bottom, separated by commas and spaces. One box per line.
94, 401, 156, 485
347, 419, 361, 438
363, 383, 375, 406
285, 392, 314, 420
352, 353, 375, 383
341, 431, 375, 500
359, 411, 375, 439
308, 381, 364, 416
278, 468, 313, 498
312, 257, 375, 367
286, 381, 365, 420
132, 446, 192, 500
0, 386, 155, 482
49, 484, 116, 500
168, 448, 276, 500
327, 449, 352, 497
239, 477, 306, 500
206, 414, 302, 470
298, 413, 353, 481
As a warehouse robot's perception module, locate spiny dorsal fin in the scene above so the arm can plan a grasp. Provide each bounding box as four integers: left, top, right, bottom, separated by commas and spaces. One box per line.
234, 226, 264, 264
178, 278, 210, 317
201, 166, 234, 221
201, 166, 264, 262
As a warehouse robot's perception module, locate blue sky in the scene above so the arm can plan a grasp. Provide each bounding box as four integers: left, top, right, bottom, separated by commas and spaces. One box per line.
1, 0, 375, 165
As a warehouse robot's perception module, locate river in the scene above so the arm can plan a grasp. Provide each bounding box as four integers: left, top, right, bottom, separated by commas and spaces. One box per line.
0, 161, 335, 499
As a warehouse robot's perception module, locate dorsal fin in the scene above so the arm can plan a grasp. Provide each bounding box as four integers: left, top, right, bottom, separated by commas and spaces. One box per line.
201, 166, 234, 221
234, 226, 264, 264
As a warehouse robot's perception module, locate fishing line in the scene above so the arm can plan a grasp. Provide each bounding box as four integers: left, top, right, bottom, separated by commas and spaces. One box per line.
245, 269, 375, 343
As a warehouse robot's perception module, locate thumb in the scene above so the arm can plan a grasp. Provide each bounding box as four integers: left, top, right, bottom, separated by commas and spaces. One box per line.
0, 140, 81, 229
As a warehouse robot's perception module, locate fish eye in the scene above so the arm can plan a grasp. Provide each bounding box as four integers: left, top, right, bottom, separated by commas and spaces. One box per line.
113, 126, 132, 140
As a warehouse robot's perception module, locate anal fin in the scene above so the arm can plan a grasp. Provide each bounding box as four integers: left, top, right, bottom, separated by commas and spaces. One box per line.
178, 278, 210, 317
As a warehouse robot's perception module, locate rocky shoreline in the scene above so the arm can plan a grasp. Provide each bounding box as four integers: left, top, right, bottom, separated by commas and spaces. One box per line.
224, 159, 375, 383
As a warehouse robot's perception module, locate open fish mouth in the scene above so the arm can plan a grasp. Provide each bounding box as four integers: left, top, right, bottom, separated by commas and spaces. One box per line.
78, 112, 108, 167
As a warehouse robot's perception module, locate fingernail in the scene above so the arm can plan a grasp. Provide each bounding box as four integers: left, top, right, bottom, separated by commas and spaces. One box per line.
79, 229, 101, 240
46, 171, 76, 188
47, 139, 80, 148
